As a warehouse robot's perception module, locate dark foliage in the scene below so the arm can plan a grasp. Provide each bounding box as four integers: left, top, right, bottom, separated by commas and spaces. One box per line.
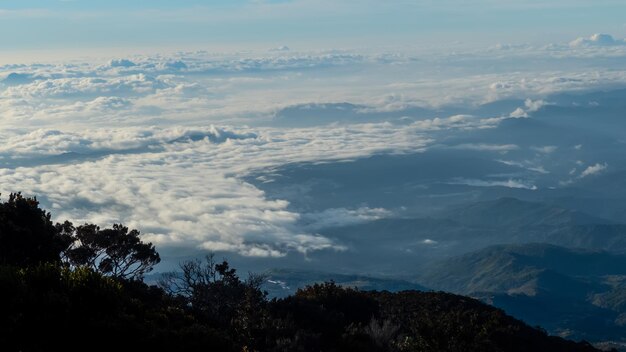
63, 223, 161, 280
262, 282, 383, 351
0, 193, 608, 352
371, 290, 601, 352
0, 264, 235, 352
0, 193, 160, 280
0, 193, 69, 266
159, 255, 268, 346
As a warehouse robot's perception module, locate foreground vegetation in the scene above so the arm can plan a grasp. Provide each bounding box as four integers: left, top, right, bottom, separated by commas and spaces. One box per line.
0, 194, 604, 351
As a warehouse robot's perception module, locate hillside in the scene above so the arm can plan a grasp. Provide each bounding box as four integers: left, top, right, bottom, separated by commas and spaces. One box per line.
417, 243, 626, 342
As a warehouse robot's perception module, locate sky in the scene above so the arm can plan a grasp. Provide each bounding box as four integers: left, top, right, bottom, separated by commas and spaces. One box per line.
1, 0, 626, 268
1, 0, 626, 55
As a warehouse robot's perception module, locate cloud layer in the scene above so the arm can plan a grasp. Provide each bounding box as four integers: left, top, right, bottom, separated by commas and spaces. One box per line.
0, 123, 433, 258
1, 39, 625, 260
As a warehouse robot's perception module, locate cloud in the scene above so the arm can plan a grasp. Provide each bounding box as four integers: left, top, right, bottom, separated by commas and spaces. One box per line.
580, 163, 608, 178
269, 46, 290, 52
449, 143, 519, 152
496, 159, 549, 174
509, 99, 549, 118
570, 34, 626, 47
509, 107, 527, 118
100, 52, 365, 75
4, 47, 626, 132
526, 99, 546, 110
0, 126, 256, 160
559, 162, 608, 185
109, 59, 137, 68
0, 51, 378, 129
449, 178, 538, 190
531, 145, 558, 154
411, 115, 502, 131
300, 207, 392, 231
0, 47, 625, 261
2, 74, 169, 99
0, 123, 432, 258
1, 72, 34, 85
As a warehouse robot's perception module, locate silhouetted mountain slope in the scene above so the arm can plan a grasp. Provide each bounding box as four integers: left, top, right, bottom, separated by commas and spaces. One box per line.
261, 268, 428, 298
417, 243, 626, 343
370, 290, 600, 352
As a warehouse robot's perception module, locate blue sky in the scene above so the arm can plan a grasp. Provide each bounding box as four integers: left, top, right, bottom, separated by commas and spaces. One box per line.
1, 0, 626, 53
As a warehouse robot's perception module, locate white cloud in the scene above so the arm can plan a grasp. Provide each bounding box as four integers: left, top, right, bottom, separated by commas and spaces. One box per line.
2, 74, 168, 99
580, 163, 608, 178
525, 98, 547, 111
0, 126, 256, 159
411, 115, 502, 131
449, 178, 538, 190
0, 123, 434, 258
560, 162, 608, 185
3, 47, 626, 132
109, 59, 137, 68
300, 207, 392, 231
509, 107, 527, 118
496, 159, 549, 174
531, 145, 558, 154
570, 34, 626, 47
450, 143, 519, 152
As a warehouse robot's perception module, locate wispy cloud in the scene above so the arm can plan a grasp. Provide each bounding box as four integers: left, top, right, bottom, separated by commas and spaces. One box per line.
449, 178, 538, 190
580, 163, 608, 178
0, 8, 55, 19
449, 143, 519, 152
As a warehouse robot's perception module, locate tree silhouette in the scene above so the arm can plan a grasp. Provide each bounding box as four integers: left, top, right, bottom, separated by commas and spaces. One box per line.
0, 193, 71, 267
159, 254, 268, 346
64, 223, 160, 280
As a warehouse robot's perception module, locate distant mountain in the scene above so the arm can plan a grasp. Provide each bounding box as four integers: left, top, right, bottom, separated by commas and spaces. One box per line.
431, 197, 626, 252
417, 243, 626, 343
417, 243, 626, 293
440, 197, 606, 228
307, 197, 626, 276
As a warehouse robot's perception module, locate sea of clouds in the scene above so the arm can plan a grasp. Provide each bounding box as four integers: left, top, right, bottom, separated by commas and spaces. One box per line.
1, 35, 625, 260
